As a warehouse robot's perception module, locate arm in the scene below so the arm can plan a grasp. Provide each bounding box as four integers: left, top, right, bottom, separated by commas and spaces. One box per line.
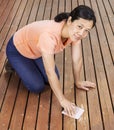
71, 41, 82, 85
41, 52, 75, 114
71, 41, 96, 91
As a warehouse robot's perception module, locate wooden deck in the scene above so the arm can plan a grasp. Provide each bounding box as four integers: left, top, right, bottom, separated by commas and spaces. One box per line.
0, 0, 114, 130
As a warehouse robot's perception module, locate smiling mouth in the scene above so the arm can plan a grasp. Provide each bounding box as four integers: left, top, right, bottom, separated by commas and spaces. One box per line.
73, 34, 81, 40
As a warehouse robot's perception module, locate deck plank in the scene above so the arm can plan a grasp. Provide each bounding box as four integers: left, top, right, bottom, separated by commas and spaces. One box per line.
36, 89, 51, 130
0, 70, 11, 109
27, 0, 41, 23
50, 1, 63, 130
108, 0, 114, 13
96, 0, 114, 63
0, 74, 20, 130
36, 0, 47, 20
0, 0, 9, 18
63, 1, 77, 130
8, 82, 28, 130
82, 1, 105, 130
35, 0, 52, 130
3, 3, 37, 129
91, 1, 114, 129
92, 0, 114, 109
82, 34, 103, 130
22, 92, 39, 130
0, 0, 16, 32
95, 0, 114, 107
64, 47, 76, 130
71, 1, 90, 130
102, 0, 114, 33
21, 1, 41, 129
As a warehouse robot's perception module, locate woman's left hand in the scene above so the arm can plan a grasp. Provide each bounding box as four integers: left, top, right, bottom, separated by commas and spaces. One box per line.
75, 81, 96, 91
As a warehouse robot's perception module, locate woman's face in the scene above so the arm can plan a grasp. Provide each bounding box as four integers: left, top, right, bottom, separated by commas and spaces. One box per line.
67, 17, 93, 41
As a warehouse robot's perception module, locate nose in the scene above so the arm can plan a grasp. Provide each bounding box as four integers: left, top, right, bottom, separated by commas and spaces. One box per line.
78, 29, 85, 36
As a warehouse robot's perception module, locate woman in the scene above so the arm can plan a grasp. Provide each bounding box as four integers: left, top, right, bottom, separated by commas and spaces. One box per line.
5, 5, 96, 115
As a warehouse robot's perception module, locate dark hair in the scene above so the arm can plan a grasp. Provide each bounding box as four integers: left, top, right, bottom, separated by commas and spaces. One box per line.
54, 5, 96, 27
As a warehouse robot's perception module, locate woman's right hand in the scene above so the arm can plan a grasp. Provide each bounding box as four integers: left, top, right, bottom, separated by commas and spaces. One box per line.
60, 98, 76, 116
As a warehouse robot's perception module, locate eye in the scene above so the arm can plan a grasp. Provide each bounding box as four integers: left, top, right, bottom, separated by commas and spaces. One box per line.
85, 29, 90, 33
78, 25, 83, 29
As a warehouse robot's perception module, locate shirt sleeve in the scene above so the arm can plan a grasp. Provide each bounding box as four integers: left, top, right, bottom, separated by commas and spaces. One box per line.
37, 32, 57, 54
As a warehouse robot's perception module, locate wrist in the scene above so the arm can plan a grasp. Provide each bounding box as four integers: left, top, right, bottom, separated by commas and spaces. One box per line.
74, 81, 80, 87
59, 96, 65, 105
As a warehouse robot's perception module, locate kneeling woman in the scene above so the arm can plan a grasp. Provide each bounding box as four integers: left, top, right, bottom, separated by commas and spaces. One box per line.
6, 5, 96, 115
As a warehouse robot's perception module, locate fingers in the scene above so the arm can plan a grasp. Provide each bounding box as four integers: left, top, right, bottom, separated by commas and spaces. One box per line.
81, 86, 89, 91
84, 81, 96, 88
76, 81, 96, 91
64, 103, 76, 116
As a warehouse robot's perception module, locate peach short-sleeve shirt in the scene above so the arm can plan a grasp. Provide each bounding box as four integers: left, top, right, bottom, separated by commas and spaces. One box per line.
13, 20, 77, 59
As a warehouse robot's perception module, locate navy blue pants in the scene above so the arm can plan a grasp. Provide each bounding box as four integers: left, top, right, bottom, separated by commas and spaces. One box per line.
6, 36, 59, 93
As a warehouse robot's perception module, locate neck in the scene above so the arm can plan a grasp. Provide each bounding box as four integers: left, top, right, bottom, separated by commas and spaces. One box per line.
61, 23, 69, 39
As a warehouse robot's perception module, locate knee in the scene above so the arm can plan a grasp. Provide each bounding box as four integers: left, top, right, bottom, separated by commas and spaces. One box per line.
25, 82, 45, 93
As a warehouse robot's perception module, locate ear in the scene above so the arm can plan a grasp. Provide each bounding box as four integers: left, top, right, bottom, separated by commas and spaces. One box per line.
67, 16, 72, 25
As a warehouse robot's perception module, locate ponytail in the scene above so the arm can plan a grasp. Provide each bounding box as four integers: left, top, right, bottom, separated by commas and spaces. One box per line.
54, 12, 70, 22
